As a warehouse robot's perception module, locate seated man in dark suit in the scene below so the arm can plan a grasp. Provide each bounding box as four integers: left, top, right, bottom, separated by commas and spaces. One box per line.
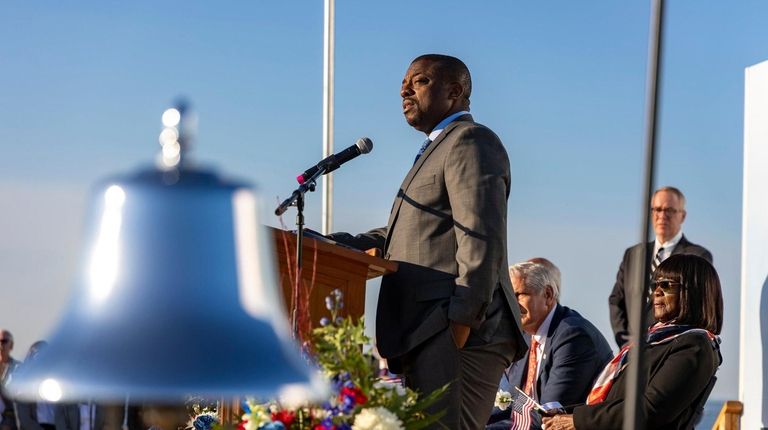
487, 258, 612, 429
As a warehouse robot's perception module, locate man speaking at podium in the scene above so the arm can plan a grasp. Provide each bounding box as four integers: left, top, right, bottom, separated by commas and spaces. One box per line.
330, 54, 526, 429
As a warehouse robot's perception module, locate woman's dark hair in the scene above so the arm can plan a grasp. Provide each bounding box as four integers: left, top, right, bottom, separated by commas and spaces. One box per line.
654, 254, 723, 334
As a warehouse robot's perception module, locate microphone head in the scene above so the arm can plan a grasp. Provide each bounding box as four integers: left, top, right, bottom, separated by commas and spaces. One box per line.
355, 137, 373, 154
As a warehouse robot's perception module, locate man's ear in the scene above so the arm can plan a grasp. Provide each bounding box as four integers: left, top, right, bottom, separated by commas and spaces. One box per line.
681, 209, 687, 223
544, 285, 555, 306
447, 82, 464, 100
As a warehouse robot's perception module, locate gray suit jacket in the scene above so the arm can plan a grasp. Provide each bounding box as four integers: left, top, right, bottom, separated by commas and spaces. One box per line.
332, 114, 526, 372
608, 235, 712, 346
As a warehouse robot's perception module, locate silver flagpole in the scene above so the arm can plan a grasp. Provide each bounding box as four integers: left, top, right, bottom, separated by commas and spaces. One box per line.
624, 0, 665, 428
321, 0, 335, 235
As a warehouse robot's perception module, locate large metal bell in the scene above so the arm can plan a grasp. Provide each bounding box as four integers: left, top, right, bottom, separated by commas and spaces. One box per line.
8, 166, 324, 403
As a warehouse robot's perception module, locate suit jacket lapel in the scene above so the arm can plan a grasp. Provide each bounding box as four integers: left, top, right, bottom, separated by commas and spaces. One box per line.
536, 305, 564, 397
670, 235, 691, 255
383, 114, 474, 252
509, 345, 529, 388
544, 305, 564, 359
511, 334, 533, 388
501, 359, 524, 392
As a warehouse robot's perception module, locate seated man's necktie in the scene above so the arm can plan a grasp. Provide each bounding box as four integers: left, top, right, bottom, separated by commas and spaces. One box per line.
523, 339, 540, 398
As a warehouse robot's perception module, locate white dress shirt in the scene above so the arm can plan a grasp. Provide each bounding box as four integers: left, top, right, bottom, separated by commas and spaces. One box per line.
530, 305, 557, 400
653, 229, 684, 263
427, 110, 470, 141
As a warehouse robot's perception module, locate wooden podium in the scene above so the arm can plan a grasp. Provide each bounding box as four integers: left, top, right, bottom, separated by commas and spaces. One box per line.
270, 227, 398, 328
219, 228, 397, 424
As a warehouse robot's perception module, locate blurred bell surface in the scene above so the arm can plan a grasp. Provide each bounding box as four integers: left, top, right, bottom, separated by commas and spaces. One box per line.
8, 101, 325, 403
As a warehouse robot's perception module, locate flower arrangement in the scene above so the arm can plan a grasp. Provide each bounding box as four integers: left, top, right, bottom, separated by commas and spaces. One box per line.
235, 289, 446, 430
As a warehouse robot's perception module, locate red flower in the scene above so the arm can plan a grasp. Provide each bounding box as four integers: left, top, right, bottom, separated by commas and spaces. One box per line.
271, 410, 296, 427
339, 386, 368, 405
313, 425, 335, 430
237, 420, 247, 430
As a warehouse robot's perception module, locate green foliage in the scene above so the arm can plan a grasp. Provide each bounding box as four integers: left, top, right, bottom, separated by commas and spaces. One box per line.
311, 314, 447, 430
219, 290, 447, 430
312, 316, 373, 391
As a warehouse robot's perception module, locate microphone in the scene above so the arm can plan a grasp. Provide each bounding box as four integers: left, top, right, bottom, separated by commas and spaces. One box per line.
296, 137, 373, 184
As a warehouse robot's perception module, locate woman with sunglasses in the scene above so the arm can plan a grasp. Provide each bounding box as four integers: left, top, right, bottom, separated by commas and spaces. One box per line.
543, 254, 723, 429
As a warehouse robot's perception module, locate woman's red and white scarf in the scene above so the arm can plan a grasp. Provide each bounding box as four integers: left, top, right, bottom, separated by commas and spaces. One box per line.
586, 322, 718, 405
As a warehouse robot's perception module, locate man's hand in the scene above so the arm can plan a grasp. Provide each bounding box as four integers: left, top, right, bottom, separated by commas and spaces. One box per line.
450, 321, 471, 349
542, 414, 575, 430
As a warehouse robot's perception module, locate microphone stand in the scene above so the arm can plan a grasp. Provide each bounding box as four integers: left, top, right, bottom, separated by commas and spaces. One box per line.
275, 166, 326, 340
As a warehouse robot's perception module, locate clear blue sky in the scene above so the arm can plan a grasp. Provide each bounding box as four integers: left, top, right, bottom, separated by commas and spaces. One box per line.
2, 1, 767, 402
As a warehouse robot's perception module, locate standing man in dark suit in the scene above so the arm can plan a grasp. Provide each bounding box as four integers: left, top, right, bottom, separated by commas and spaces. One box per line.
330, 54, 525, 429
487, 259, 612, 429
608, 186, 713, 347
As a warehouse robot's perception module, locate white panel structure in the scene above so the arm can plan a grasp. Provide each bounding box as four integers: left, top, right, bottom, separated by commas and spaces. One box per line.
740, 59, 768, 429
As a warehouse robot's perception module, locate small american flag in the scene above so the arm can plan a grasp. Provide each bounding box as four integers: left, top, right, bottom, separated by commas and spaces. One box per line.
510, 388, 538, 430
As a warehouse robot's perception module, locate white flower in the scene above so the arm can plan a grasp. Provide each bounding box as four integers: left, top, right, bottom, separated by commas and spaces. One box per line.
241, 401, 271, 430
373, 379, 407, 396
494, 390, 513, 410
240, 416, 258, 430
352, 407, 404, 430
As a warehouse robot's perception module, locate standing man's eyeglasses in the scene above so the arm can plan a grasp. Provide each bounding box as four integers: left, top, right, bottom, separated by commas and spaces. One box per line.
0, 339, 10, 345
651, 207, 681, 216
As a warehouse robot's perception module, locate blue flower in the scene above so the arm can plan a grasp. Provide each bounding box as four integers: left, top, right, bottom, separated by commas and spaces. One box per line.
340, 397, 355, 414
321, 416, 335, 428
320, 317, 330, 327
192, 414, 217, 430
259, 422, 285, 430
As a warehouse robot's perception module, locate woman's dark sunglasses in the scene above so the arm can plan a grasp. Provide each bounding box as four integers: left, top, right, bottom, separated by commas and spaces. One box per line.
652, 279, 682, 293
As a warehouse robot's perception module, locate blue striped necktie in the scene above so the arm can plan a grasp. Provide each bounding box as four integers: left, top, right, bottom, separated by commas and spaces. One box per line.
413, 138, 432, 164
651, 246, 664, 274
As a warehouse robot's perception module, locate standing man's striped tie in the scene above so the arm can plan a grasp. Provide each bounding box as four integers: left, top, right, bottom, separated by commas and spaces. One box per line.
651, 246, 665, 275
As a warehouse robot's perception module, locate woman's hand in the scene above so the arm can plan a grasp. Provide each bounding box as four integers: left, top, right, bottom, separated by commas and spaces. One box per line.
542, 414, 575, 430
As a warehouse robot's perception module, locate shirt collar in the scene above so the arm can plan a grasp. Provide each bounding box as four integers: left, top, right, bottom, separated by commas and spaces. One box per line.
427, 110, 470, 141
655, 229, 683, 252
